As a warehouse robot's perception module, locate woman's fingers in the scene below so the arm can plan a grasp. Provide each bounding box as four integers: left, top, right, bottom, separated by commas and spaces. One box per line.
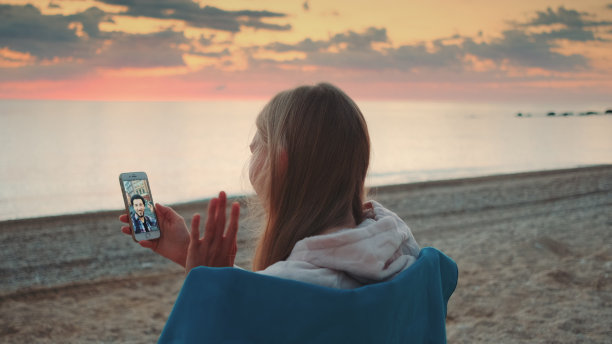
215, 192, 227, 238
183, 194, 241, 269
121, 225, 131, 235
204, 198, 218, 241
119, 214, 128, 223
225, 202, 240, 240
191, 214, 201, 242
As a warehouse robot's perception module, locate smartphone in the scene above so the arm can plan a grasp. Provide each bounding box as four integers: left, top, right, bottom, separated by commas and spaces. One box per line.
119, 172, 161, 242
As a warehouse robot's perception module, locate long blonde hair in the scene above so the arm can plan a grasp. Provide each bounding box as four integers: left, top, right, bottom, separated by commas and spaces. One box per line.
252, 83, 370, 271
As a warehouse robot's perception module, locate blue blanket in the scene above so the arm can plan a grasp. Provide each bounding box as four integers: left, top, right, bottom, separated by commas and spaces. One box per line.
159, 247, 458, 343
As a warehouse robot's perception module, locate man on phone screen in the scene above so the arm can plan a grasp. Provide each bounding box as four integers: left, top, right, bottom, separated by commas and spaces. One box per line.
130, 194, 158, 233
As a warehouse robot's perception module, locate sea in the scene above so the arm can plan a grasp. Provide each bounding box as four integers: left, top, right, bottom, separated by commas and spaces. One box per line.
1, 99, 611, 221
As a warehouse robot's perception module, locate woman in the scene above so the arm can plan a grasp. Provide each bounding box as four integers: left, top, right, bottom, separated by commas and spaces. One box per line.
120, 83, 420, 289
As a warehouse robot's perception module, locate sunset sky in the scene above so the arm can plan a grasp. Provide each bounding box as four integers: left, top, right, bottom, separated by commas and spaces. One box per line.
1, 0, 612, 102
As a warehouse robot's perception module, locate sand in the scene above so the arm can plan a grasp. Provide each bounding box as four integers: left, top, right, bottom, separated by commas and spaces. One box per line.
1, 165, 611, 343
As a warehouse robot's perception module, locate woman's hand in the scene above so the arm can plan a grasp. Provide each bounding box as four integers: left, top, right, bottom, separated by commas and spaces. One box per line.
120, 203, 190, 267
185, 191, 240, 274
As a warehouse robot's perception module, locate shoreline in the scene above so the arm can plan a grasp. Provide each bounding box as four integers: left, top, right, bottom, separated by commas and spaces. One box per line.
1, 164, 611, 343
1, 164, 609, 226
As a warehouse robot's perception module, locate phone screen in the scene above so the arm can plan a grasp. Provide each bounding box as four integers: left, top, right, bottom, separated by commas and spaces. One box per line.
121, 175, 160, 239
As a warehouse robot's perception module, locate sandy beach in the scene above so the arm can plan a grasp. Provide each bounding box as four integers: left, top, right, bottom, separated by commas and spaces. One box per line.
1, 165, 611, 343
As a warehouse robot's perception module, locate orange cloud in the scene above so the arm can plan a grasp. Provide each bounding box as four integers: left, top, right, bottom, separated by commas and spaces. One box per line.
0, 48, 36, 67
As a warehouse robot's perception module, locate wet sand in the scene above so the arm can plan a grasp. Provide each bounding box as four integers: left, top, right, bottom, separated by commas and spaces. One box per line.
1, 165, 611, 343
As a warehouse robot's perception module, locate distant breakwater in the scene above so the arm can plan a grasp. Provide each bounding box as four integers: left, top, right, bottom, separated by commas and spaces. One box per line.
516, 108, 612, 118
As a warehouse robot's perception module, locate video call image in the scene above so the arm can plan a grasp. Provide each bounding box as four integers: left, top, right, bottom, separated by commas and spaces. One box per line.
123, 179, 160, 234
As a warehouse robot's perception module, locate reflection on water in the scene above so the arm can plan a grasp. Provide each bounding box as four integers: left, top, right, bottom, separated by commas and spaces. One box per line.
1, 99, 611, 220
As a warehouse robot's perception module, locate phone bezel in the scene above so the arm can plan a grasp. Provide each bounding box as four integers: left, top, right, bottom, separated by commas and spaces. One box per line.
119, 172, 161, 242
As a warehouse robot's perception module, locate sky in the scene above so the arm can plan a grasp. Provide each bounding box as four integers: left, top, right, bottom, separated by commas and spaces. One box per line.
1, 0, 612, 103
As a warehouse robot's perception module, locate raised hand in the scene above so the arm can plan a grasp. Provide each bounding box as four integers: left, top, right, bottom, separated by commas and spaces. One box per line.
120, 203, 190, 267
185, 191, 240, 274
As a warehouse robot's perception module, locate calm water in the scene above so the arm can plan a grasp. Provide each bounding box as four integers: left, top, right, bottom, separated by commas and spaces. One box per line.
1, 99, 611, 221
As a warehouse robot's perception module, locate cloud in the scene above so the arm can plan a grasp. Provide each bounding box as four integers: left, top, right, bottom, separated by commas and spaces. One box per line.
0, 4, 90, 58
389, 42, 464, 71
516, 6, 612, 43
256, 27, 394, 71
0, 31, 191, 82
532, 28, 598, 42
190, 48, 230, 58
97, 0, 290, 32
523, 6, 612, 28
70, 6, 109, 39
259, 27, 465, 71
526, 7, 588, 28
256, 24, 590, 73
298, 49, 387, 70
241, 19, 290, 31
256, 6, 610, 74
93, 30, 188, 68
0, 3, 233, 73
0, 4, 197, 82
1, 3, 609, 85
0, 4, 115, 61
306, 40, 464, 72
198, 34, 215, 46
330, 27, 388, 50
462, 30, 587, 70
264, 28, 387, 54
265, 38, 330, 53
